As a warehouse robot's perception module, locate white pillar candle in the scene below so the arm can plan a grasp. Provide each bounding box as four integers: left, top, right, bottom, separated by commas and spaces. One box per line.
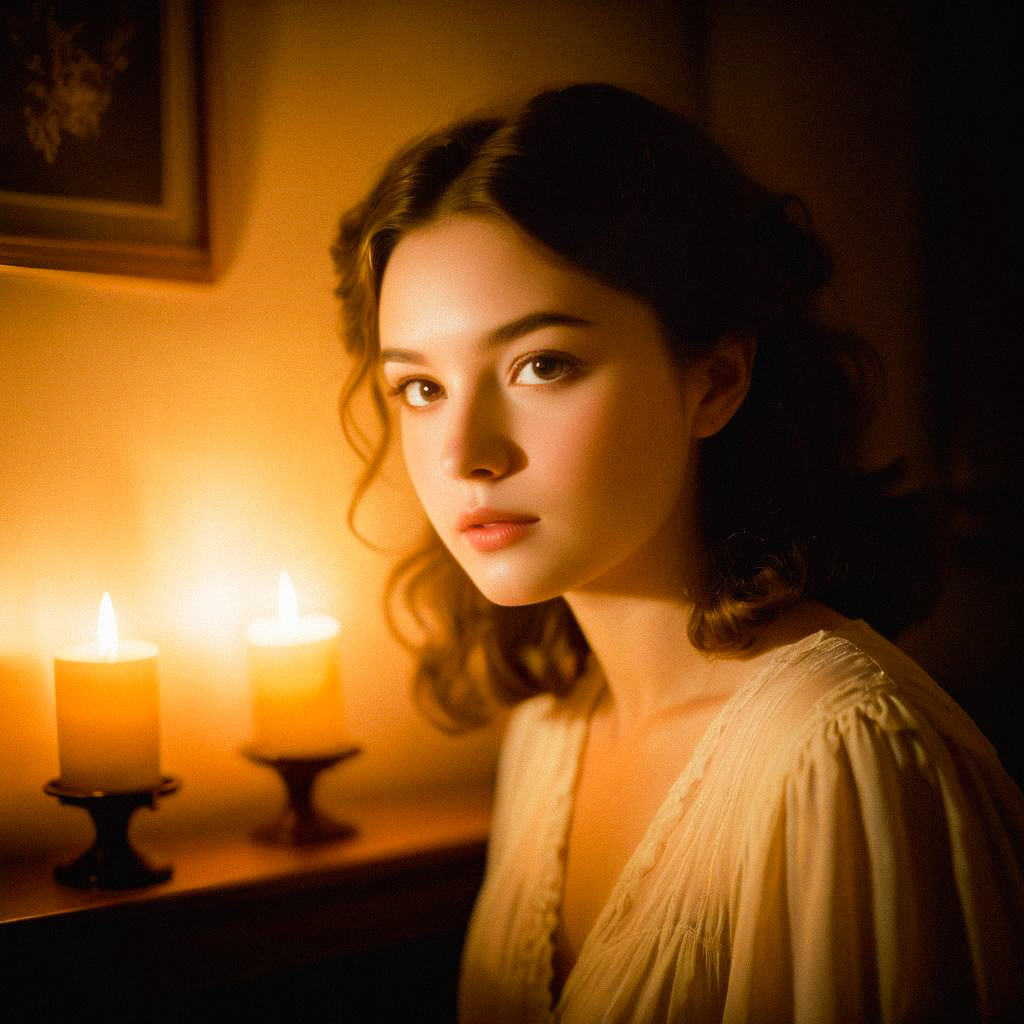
246, 571, 344, 756
54, 593, 161, 793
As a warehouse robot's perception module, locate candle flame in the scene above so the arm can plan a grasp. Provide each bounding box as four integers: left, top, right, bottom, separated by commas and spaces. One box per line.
97, 592, 119, 662
277, 570, 300, 636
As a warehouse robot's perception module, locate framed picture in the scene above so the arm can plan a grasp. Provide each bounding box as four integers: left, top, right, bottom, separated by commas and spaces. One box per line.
0, 0, 212, 281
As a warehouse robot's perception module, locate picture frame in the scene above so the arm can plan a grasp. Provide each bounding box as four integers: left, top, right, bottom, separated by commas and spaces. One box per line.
0, 0, 213, 281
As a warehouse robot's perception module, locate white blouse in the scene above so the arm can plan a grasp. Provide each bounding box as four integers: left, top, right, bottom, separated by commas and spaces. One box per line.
459, 620, 1024, 1023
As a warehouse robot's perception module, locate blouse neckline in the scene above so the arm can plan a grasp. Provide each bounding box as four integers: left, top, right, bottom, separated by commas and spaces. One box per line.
546, 620, 865, 1015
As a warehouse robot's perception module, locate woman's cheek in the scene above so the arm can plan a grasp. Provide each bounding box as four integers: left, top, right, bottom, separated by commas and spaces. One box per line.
402, 421, 445, 522
553, 386, 639, 494
569, 382, 688, 531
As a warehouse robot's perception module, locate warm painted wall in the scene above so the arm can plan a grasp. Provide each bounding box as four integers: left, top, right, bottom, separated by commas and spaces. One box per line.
0, 0, 697, 858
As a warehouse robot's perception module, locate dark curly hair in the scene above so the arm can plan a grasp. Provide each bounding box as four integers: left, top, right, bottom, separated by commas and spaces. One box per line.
332, 82, 937, 731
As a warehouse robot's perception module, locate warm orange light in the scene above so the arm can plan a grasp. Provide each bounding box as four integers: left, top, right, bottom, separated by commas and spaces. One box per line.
277, 570, 300, 637
246, 570, 344, 755
97, 592, 119, 662
55, 594, 160, 792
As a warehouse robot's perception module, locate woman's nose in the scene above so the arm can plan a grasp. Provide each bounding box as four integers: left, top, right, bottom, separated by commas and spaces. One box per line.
440, 386, 519, 480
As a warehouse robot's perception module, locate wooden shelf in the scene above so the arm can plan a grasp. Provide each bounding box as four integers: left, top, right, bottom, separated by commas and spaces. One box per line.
0, 789, 491, 1018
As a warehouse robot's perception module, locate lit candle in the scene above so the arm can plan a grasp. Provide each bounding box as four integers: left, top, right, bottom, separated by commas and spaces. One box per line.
246, 571, 344, 756
54, 593, 161, 793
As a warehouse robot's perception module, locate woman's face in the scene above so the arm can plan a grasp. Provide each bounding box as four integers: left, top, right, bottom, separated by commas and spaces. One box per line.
377, 215, 708, 607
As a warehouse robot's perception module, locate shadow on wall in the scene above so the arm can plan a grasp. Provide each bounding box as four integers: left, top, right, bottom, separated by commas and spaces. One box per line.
898, 0, 1024, 790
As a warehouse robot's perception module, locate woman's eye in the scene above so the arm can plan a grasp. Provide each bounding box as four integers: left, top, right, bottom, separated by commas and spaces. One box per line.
395, 379, 444, 408
512, 353, 577, 386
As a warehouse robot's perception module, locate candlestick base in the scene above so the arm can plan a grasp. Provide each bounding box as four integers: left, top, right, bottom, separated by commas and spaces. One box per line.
43, 776, 180, 890
241, 744, 361, 846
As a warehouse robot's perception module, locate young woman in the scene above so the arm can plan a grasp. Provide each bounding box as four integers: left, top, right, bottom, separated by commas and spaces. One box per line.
333, 84, 1024, 1022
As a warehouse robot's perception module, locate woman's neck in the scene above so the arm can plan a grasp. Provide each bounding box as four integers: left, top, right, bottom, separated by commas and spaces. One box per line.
564, 500, 848, 741
564, 496, 723, 740
568, 591, 722, 740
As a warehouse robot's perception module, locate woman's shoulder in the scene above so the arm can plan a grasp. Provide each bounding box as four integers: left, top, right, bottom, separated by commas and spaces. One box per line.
495, 663, 603, 786
727, 622, 1024, 1022
731, 618, 1015, 809
783, 619, 993, 750
485, 666, 605, 862
731, 621, 1024, 909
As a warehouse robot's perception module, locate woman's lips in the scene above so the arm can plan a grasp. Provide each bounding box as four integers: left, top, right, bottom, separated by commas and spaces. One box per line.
457, 510, 539, 552
462, 520, 538, 552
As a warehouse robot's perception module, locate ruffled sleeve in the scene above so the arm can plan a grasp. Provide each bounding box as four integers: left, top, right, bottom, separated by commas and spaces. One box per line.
725, 690, 1024, 1023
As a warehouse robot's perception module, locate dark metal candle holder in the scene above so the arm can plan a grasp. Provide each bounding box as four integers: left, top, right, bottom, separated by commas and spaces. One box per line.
241, 744, 361, 846
43, 776, 180, 890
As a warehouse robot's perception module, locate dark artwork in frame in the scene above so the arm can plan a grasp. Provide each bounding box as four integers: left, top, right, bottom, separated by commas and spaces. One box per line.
0, 0, 212, 280
0, 0, 163, 204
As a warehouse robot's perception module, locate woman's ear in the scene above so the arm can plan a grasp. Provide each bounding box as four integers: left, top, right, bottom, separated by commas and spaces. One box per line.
691, 336, 756, 439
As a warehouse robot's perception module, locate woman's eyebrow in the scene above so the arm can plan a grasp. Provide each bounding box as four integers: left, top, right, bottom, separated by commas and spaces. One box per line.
378, 311, 594, 365
486, 310, 594, 347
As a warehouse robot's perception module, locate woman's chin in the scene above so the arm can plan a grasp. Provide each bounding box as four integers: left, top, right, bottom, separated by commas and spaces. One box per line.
462, 561, 570, 608
471, 578, 561, 608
